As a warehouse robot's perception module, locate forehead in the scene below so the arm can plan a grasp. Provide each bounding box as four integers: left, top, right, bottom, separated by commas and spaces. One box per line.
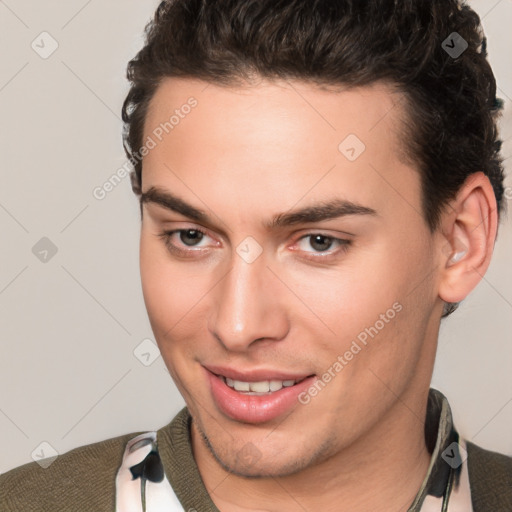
141, 77, 421, 227
144, 77, 407, 149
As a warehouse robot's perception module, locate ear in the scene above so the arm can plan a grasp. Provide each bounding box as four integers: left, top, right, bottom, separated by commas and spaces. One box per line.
437, 172, 499, 304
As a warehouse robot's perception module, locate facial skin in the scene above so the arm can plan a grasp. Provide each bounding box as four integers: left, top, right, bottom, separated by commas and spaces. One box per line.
138, 77, 497, 512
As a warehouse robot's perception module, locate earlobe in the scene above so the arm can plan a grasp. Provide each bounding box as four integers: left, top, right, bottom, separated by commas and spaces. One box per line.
438, 172, 498, 304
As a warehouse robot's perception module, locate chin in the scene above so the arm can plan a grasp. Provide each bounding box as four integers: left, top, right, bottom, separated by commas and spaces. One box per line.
218, 452, 308, 479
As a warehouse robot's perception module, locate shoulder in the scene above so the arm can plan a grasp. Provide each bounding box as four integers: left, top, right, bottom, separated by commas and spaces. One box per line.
0, 429, 147, 512
466, 440, 512, 511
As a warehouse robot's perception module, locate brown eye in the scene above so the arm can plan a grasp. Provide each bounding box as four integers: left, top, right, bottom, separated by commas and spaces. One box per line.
157, 227, 211, 257
178, 229, 205, 247
295, 233, 351, 261
308, 234, 335, 252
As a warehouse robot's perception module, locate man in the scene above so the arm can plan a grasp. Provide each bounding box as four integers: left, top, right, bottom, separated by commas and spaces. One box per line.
1, 0, 511, 511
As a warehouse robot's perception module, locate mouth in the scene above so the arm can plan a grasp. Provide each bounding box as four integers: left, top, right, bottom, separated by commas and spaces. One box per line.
203, 366, 317, 424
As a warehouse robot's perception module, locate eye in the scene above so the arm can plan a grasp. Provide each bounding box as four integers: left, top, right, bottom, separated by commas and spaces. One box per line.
157, 228, 213, 256
294, 233, 351, 260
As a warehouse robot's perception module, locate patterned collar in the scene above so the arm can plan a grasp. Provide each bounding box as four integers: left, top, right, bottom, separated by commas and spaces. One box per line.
115, 388, 473, 511
408, 389, 473, 511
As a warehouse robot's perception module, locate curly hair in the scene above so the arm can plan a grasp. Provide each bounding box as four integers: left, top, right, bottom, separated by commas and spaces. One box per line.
122, 0, 505, 317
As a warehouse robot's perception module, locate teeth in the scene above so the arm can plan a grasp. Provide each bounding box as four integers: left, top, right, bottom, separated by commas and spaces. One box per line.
221, 376, 301, 394
269, 380, 283, 392
249, 381, 270, 392
233, 380, 250, 392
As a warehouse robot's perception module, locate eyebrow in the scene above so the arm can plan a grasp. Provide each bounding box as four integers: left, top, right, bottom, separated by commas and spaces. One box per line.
140, 186, 378, 230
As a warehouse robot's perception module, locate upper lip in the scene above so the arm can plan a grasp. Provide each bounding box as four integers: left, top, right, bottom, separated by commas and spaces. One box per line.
204, 364, 314, 382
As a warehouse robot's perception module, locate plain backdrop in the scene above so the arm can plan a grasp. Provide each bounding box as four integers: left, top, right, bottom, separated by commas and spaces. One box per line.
0, 0, 511, 474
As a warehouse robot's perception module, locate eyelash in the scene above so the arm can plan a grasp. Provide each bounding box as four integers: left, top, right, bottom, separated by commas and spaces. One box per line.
157, 228, 351, 261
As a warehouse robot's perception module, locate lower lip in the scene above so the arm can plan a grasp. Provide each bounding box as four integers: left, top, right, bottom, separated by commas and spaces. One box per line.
205, 368, 316, 424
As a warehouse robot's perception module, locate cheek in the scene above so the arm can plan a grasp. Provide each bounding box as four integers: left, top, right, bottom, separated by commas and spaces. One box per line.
139, 231, 190, 335
338, 242, 435, 375
303, 245, 403, 337
140, 231, 169, 324
139, 230, 215, 346
305, 235, 434, 366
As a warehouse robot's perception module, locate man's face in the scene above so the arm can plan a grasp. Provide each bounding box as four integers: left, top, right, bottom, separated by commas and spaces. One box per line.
139, 77, 444, 477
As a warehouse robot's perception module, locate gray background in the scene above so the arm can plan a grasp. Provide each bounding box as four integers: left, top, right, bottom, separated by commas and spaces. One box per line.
0, 0, 511, 473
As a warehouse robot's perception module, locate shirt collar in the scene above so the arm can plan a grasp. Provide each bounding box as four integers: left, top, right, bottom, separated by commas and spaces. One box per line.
408, 388, 460, 510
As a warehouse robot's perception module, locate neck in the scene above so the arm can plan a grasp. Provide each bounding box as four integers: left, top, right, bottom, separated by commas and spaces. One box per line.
192, 384, 433, 512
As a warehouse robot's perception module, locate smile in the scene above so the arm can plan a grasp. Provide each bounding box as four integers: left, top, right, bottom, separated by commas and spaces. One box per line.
203, 366, 317, 423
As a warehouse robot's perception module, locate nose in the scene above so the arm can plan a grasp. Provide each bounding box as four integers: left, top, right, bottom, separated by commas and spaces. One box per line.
208, 246, 289, 352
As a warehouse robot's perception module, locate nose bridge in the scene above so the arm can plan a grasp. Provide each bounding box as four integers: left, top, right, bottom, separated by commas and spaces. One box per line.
209, 245, 286, 350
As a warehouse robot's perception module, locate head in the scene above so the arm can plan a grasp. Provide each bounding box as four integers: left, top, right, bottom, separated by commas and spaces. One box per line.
122, 0, 505, 477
